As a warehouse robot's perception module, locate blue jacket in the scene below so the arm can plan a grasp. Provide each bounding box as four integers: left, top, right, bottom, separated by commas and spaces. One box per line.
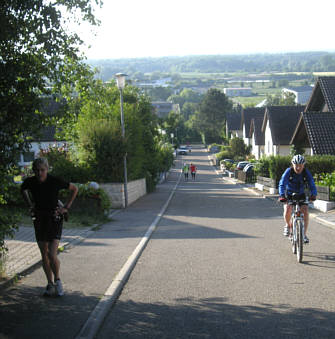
278, 167, 317, 197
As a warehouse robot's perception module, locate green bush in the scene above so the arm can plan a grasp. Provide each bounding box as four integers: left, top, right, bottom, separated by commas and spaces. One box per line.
60, 183, 111, 212
40, 145, 92, 183
305, 155, 335, 176
216, 148, 234, 162
254, 158, 270, 177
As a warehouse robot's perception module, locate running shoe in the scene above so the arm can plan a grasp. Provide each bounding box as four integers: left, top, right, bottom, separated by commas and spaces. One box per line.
283, 225, 289, 236
55, 279, 64, 297
304, 235, 310, 244
43, 283, 55, 297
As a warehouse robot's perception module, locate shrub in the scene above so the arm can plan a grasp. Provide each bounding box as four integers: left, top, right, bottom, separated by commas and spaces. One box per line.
77, 119, 125, 182
216, 148, 234, 162
59, 183, 111, 212
40, 144, 92, 183
305, 155, 335, 176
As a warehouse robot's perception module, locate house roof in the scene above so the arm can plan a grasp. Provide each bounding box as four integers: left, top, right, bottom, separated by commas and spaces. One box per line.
262, 105, 305, 145
305, 76, 335, 112
283, 86, 313, 93
291, 112, 335, 155
240, 107, 266, 136
250, 116, 265, 145
226, 111, 241, 131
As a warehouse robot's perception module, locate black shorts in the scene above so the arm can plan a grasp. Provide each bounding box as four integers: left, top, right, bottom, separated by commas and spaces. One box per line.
286, 193, 306, 201
33, 210, 63, 242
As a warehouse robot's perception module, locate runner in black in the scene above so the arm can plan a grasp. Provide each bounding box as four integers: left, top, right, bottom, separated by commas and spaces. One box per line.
21, 158, 78, 296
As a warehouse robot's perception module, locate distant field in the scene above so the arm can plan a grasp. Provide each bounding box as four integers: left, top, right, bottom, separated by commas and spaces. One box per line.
231, 96, 265, 107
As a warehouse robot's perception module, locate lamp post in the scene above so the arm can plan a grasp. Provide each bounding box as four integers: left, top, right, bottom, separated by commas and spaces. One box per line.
170, 133, 174, 145
115, 73, 128, 208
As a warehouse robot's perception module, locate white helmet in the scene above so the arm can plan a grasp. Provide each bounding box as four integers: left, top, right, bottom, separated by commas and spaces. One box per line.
291, 154, 305, 165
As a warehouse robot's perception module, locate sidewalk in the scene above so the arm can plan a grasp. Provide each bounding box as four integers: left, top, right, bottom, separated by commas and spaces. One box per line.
1, 225, 95, 288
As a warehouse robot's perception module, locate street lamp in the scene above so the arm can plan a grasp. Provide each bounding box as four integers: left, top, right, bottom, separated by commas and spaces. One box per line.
115, 73, 128, 208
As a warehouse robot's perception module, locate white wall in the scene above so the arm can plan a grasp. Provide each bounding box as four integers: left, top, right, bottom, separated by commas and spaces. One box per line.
100, 178, 147, 209
264, 121, 274, 156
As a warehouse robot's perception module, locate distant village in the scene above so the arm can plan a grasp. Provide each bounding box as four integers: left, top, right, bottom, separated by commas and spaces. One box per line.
226, 76, 335, 159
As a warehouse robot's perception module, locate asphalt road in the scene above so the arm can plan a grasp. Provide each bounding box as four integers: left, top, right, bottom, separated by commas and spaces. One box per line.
97, 146, 335, 339
1, 146, 335, 339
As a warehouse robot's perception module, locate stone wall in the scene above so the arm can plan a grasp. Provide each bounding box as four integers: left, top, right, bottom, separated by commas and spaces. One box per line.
100, 178, 146, 208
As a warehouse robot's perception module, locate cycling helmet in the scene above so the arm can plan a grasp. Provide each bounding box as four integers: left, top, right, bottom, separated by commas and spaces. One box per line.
291, 154, 305, 165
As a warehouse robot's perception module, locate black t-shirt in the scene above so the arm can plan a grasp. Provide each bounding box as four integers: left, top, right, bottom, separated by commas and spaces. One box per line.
21, 174, 69, 211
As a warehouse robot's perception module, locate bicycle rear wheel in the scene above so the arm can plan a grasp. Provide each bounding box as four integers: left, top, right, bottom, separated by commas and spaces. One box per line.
296, 219, 303, 263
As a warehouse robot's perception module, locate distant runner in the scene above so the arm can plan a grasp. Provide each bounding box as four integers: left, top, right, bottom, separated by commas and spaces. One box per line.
190, 163, 197, 181
21, 158, 78, 297
182, 163, 189, 181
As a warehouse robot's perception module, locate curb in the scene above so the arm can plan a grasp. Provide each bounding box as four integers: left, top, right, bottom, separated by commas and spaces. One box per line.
76, 171, 182, 339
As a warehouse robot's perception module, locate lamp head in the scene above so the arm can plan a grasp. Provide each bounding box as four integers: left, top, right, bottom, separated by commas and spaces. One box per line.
115, 73, 128, 89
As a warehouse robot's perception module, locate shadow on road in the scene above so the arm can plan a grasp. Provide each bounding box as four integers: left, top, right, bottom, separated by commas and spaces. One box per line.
98, 297, 335, 338
0, 284, 99, 339
302, 252, 335, 269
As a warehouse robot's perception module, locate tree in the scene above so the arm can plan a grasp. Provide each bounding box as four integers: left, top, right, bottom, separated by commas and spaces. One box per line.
229, 137, 250, 157
0, 0, 102, 253
266, 92, 296, 106
193, 88, 232, 144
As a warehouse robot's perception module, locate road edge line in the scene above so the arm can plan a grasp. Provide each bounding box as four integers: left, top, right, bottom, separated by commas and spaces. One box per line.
76, 171, 182, 339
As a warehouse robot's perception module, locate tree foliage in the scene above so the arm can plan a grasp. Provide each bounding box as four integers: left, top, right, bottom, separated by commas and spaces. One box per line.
193, 88, 232, 144
0, 0, 102, 253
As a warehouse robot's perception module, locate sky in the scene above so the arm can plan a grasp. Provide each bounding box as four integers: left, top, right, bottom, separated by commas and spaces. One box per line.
77, 0, 335, 59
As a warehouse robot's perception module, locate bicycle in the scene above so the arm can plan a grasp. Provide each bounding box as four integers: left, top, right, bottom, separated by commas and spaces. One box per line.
288, 193, 308, 263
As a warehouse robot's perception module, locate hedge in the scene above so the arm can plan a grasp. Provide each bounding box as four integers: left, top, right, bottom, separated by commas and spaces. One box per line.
254, 155, 335, 183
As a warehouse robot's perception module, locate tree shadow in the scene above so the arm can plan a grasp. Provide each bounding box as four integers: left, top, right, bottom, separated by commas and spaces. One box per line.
0, 284, 100, 339
98, 297, 335, 338
302, 252, 335, 269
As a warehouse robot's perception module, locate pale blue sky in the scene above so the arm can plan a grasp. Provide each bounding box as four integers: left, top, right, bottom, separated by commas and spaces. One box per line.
76, 0, 335, 59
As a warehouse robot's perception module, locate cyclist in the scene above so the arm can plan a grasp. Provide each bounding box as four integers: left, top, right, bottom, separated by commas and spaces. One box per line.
21, 158, 78, 296
182, 163, 189, 181
278, 154, 317, 243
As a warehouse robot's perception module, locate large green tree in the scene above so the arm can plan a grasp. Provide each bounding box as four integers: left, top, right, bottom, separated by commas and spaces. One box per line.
0, 0, 102, 252
193, 88, 232, 144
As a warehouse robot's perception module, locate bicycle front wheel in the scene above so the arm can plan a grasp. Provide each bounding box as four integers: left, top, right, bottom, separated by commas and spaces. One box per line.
291, 219, 297, 254
296, 219, 303, 263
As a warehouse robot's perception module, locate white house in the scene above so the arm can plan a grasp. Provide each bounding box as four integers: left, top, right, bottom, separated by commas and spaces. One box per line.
282, 86, 313, 105
249, 117, 265, 160
240, 107, 265, 146
262, 106, 305, 157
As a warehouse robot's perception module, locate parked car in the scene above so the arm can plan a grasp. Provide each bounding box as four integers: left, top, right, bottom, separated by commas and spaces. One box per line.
236, 161, 249, 170
243, 163, 254, 173
177, 146, 188, 155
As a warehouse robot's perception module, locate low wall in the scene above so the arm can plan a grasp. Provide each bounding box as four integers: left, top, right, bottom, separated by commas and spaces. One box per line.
100, 178, 146, 209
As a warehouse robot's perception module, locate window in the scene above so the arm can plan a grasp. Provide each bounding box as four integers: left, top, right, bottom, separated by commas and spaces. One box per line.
23, 152, 35, 162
